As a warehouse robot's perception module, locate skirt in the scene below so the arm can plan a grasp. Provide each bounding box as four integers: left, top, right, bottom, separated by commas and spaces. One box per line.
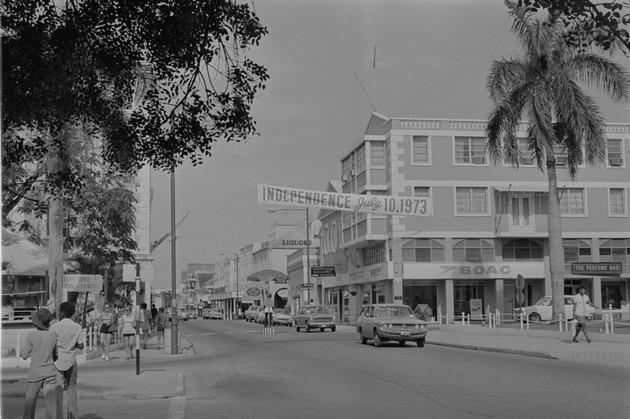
575, 315, 588, 324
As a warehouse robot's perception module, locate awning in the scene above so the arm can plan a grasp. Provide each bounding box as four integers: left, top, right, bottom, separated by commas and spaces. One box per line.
493, 184, 548, 193
275, 288, 289, 299
2, 228, 51, 276
247, 269, 289, 283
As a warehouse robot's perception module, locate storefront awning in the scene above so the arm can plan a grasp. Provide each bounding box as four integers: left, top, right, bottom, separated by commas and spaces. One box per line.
247, 269, 289, 283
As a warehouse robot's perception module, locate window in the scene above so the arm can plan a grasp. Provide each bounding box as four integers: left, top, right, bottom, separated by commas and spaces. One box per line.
413, 187, 430, 198
453, 239, 494, 263
402, 239, 445, 262
609, 188, 627, 216
455, 137, 486, 164
370, 142, 385, 167
553, 144, 567, 166
563, 239, 592, 273
599, 239, 629, 274
410, 135, 429, 164
361, 243, 385, 266
456, 187, 489, 215
607, 139, 623, 167
560, 188, 586, 215
342, 157, 352, 177
517, 138, 534, 166
502, 239, 543, 260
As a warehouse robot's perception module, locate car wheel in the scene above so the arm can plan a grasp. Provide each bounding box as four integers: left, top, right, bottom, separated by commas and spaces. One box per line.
331, 326, 336, 332
417, 338, 425, 348
529, 313, 542, 322
373, 331, 383, 347
296, 325, 301, 332
320, 327, 325, 332
398, 341, 406, 346
359, 329, 368, 344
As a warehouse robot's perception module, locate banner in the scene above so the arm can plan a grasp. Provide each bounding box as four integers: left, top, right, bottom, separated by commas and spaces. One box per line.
258, 184, 433, 217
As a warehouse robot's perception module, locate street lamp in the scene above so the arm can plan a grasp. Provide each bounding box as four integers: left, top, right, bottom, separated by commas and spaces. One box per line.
267, 207, 312, 303
221, 251, 239, 320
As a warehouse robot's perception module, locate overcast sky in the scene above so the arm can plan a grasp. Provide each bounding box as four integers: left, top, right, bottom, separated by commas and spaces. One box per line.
149, 0, 630, 289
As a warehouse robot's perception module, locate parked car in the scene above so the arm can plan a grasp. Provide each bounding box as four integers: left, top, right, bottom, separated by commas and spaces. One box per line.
255, 309, 267, 324
356, 304, 428, 347
272, 308, 293, 326
244, 306, 262, 322
207, 309, 224, 320
514, 295, 584, 322
294, 305, 337, 332
177, 307, 189, 321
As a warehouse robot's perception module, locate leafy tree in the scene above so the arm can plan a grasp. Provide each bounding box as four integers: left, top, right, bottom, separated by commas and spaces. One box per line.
513, 0, 630, 54
486, 5, 630, 319
2, 1, 269, 312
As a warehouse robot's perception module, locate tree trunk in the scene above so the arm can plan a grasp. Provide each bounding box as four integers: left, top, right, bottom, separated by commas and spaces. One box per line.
546, 159, 565, 320
48, 194, 64, 318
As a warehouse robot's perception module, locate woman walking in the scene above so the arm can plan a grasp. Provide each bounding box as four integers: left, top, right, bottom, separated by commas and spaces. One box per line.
118, 305, 136, 360
99, 303, 116, 361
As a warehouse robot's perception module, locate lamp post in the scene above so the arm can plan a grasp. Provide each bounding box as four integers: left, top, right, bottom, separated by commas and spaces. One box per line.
267, 207, 312, 303
170, 167, 178, 354
221, 252, 239, 320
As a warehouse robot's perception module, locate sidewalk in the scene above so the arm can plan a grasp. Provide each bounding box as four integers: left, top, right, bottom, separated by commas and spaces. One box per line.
2, 323, 629, 401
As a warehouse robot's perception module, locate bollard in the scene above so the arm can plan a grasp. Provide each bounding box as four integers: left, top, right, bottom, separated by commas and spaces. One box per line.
605, 314, 610, 334
558, 314, 564, 332
495, 309, 500, 326
16, 331, 22, 358
519, 312, 524, 330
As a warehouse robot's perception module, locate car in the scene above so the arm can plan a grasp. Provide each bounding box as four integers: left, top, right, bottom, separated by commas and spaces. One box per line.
255, 309, 267, 324
207, 309, 224, 320
177, 307, 189, 321
272, 308, 293, 326
294, 305, 337, 332
514, 295, 582, 322
244, 306, 262, 322
356, 304, 428, 347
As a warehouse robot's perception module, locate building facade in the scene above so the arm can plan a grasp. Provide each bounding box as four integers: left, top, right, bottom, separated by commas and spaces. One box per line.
320, 113, 630, 325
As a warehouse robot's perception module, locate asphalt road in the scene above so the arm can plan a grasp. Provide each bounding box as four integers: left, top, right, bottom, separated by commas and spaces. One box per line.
3, 319, 628, 418
179, 319, 630, 419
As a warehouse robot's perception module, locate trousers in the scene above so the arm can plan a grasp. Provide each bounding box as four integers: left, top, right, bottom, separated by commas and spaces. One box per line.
56, 363, 78, 419
22, 375, 57, 419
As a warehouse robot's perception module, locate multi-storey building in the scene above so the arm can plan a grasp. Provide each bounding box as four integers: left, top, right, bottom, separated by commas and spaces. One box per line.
320, 112, 630, 325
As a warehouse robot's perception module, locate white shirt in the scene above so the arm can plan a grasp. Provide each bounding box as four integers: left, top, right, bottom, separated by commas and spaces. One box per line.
49, 318, 85, 371
573, 293, 591, 316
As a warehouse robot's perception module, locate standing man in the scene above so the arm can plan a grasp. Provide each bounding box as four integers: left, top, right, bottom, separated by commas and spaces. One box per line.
50, 301, 85, 419
572, 286, 598, 343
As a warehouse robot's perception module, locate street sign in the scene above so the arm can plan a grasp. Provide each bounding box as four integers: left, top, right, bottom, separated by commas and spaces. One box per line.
300, 283, 315, 289
62, 274, 103, 292
571, 262, 622, 276
516, 290, 525, 305
310, 266, 336, 277
246, 288, 261, 297
515, 274, 525, 291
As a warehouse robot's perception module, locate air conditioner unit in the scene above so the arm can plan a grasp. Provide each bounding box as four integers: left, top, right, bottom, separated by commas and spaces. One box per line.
609, 158, 623, 167
472, 156, 485, 164
341, 175, 350, 182
349, 170, 356, 176
555, 156, 567, 166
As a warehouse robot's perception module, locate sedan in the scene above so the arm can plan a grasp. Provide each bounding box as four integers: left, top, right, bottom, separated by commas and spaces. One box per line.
294, 305, 336, 332
208, 309, 224, 320
272, 308, 293, 326
356, 304, 428, 347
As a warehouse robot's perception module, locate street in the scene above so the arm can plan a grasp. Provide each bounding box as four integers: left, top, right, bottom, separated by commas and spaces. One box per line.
3, 319, 629, 418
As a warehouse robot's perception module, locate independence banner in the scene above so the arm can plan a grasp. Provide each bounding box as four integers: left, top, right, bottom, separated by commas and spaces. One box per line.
258, 184, 433, 217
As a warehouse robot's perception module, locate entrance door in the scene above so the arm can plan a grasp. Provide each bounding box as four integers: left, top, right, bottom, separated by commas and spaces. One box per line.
509, 196, 534, 232
504, 284, 515, 314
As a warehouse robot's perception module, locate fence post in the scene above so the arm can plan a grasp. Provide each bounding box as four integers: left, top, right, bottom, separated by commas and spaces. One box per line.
461, 313, 465, 326
558, 314, 564, 332
519, 312, 524, 330
437, 305, 442, 325
495, 309, 500, 326
16, 331, 21, 358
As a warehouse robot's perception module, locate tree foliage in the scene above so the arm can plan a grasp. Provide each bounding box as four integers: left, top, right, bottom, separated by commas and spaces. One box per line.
514, 0, 630, 54
2, 0, 269, 175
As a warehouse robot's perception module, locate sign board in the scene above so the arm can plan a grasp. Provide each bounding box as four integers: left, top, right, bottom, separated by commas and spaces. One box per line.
470, 299, 483, 320
62, 274, 103, 292
300, 283, 315, 289
571, 263, 622, 276
246, 288, 261, 297
310, 266, 336, 277
258, 184, 433, 217
515, 274, 525, 291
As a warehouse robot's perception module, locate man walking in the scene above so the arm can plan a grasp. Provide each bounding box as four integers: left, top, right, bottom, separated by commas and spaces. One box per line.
50, 302, 85, 419
572, 286, 597, 343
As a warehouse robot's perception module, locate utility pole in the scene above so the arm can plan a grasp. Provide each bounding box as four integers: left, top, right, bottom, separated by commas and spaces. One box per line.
170, 167, 178, 354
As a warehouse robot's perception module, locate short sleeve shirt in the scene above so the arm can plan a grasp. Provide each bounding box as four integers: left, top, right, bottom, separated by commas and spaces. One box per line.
573, 293, 591, 316
22, 329, 57, 382
49, 318, 85, 371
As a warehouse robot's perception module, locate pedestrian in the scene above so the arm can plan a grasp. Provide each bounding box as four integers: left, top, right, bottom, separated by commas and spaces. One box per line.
155, 307, 167, 350
118, 304, 136, 359
21, 308, 58, 419
150, 304, 158, 329
138, 303, 152, 349
572, 286, 598, 343
49, 301, 85, 419
98, 303, 116, 361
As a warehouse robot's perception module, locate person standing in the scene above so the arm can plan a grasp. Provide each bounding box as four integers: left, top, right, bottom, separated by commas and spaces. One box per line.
50, 301, 85, 419
150, 304, 158, 329
21, 308, 58, 419
155, 307, 167, 350
138, 303, 152, 349
573, 286, 598, 343
98, 303, 116, 361
118, 305, 136, 360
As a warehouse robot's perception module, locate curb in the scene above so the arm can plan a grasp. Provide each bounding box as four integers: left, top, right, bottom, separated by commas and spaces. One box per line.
426, 341, 557, 360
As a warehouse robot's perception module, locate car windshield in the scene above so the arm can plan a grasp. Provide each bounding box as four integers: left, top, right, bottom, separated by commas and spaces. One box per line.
304, 306, 330, 314
374, 306, 414, 318
273, 308, 285, 314
535, 296, 552, 306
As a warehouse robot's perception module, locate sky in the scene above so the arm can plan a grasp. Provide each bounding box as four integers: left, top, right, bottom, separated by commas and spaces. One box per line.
149, 0, 630, 289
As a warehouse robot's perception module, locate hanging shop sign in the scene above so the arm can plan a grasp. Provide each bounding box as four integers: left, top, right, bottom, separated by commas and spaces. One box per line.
571, 263, 622, 276
310, 266, 336, 277
246, 288, 261, 297
62, 274, 103, 292
258, 184, 433, 217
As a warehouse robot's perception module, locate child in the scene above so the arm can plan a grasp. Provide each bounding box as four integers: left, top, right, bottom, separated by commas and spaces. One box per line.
21, 308, 58, 419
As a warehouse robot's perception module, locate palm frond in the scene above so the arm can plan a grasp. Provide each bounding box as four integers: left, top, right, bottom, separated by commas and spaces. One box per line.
569, 54, 630, 104
487, 59, 530, 103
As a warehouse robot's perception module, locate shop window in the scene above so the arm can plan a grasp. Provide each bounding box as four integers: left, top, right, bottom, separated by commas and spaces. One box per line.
564, 239, 592, 274
502, 239, 543, 260
454, 282, 484, 316
453, 239, 494, 263
599, 239, 630, 273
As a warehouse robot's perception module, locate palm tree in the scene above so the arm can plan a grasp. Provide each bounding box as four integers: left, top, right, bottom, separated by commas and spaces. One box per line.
485, 5, 630, 319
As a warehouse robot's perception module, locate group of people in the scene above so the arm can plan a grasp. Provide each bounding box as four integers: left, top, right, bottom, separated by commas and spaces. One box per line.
21, 301, 170, 418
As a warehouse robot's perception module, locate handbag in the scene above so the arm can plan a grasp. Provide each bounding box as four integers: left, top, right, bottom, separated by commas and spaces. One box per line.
108, 316, 118, 332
